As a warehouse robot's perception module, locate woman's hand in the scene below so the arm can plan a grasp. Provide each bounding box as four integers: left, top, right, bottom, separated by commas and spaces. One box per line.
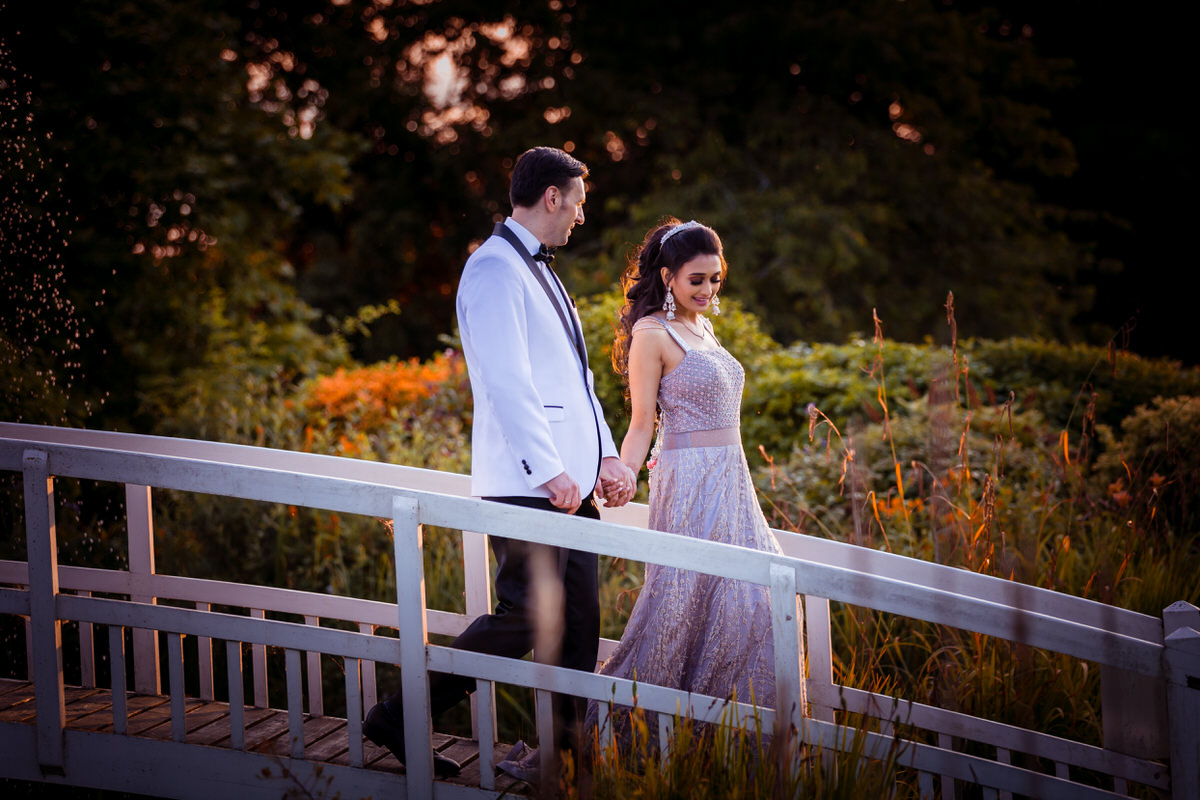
596, 457, 637, 507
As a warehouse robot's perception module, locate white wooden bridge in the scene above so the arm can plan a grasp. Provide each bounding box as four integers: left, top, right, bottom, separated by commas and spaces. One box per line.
1, 421, 1197, 799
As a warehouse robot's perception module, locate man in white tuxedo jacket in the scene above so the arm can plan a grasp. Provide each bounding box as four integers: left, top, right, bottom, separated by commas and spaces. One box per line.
365, 147, 635, 776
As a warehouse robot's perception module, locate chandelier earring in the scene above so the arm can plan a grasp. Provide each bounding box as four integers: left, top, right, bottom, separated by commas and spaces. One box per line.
711, 294, 721, 316
662, 286, 676, 320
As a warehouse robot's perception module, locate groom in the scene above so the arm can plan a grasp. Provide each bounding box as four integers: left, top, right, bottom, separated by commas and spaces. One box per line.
365, 146, 635, 776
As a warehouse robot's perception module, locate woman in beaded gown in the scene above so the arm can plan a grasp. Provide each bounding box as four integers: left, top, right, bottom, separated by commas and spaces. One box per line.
499, 218, 785, 780
593, 217, 783, 731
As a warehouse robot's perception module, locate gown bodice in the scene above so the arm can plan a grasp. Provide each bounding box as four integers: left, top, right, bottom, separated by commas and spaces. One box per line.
634, 315, 744, 434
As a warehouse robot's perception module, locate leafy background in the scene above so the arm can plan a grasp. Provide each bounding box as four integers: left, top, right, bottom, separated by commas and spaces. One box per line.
2, 2, 1196, 794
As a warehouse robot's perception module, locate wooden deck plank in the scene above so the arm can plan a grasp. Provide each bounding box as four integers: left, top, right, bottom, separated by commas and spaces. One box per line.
243, 710, 295, 752
249, 713, 348, 757
300, 715, 348, 753
123, 702, 172, 736
179, 700, 234, 736
0, 681, 517, 792
141, 698, 209, 740
447, 741, 533, 795
0, 700, 35, 723
303, 720, 350, 762
63, 690, 116, 721
0, 682, 33, 713
192, 705, 276, 747
68, 693, 171, 732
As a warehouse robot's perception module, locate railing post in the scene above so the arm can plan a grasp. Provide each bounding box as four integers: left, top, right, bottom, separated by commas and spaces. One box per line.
804, 594, 837, 724
24, 449, 65, 774
463, 529, 496, 741
393, 495, 434, 794
125, 484, 160, 694
1163, 601, 1200, 800
769, 562, 806, 750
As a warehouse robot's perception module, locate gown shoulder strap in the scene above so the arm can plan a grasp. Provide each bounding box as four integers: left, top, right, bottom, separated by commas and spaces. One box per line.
633, 315, 690, 352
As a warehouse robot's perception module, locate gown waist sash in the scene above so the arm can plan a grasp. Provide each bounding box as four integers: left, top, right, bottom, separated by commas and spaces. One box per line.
661, 427, 740, 451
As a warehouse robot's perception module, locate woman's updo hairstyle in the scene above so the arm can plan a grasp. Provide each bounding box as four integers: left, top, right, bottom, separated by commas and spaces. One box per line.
611, 217, 726, 392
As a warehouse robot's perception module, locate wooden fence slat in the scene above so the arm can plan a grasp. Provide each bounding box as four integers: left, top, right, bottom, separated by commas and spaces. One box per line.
24, 448, 65, 772
1163, 608, 1200, 800
536, 687, 555, 790
770, 562, 805, 744
918, 770, 935, 799
804, 594, 836, 724
825, 682, 1165, 788
79, 592, 95, 688
286, 648, 304, 759
358, 622, 377, 711
599, 703, 613, 750
167, 632, 185, 742
346, 658, 364, 768
392, 495, 433, 794
108, 625, 127, 735
304, 615, 324, 717
24, 615, 33, 682
938, 732, 954, 798
475, 677, 495, 790
196, 601, 214, 701
463, 529, 495, 743
250, 608, 268, 708
996, 747, 1013, 800
125, 484, 161, 695
226, 640, 244, 750
658, 713, 672, 761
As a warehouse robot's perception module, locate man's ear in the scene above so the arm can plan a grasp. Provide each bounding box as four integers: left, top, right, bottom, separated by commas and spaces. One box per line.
543, 185, 560, 211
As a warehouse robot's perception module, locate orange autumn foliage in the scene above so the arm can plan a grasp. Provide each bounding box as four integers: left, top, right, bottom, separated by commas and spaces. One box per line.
304, 350, 467, 429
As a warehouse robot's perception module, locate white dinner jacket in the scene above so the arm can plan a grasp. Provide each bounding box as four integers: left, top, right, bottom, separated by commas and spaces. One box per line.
456, 218, 619, 498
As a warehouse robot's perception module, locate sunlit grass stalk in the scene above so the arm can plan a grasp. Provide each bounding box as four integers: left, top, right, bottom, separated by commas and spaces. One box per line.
577, 701, 909, 800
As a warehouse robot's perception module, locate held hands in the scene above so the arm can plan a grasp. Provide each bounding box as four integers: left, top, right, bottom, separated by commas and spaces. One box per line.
596, 457, 637, 508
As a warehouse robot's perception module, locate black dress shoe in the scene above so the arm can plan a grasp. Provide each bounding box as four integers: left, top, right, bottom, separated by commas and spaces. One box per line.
364, 701, 462, 777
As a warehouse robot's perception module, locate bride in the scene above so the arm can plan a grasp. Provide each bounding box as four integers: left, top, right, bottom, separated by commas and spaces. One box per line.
501, 218, 786, 779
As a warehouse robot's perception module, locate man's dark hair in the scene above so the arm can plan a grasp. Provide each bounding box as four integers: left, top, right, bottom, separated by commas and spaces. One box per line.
509, 147, 588, 209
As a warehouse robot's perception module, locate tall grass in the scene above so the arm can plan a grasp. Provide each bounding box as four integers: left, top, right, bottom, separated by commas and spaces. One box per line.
751, 299, 1198, 798
567, 702, 911, 800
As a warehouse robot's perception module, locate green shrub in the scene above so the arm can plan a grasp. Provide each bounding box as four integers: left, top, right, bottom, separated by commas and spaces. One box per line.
1092, 395, 1200, 542
964, 338, 1200, 430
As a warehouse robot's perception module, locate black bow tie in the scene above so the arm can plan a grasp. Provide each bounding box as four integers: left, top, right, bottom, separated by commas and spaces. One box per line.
533, 244, 556, 267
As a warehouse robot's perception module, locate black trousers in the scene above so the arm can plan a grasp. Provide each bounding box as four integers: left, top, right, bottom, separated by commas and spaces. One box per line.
387, 494, 601, 753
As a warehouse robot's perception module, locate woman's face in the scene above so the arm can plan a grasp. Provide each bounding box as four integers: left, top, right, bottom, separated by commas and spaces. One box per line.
663, 254, 723, 316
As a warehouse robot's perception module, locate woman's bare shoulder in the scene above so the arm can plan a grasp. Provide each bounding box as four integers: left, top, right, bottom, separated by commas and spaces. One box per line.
632, 314, 669, 335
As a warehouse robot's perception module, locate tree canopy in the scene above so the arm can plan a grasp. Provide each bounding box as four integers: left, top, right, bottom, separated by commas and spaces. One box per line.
1, 0, 1168, 432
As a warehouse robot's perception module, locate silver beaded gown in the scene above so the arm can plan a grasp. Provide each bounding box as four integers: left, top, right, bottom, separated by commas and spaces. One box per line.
590, 314, 783, 738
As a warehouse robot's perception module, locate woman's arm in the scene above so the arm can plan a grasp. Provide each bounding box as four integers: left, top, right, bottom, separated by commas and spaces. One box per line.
619, 327, 665, 475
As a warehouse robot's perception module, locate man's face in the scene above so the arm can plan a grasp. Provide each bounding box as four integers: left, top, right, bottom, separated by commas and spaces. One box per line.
550, 176, 586, 247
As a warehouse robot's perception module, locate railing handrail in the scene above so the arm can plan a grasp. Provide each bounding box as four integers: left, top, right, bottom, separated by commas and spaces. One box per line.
0, 423, 1163, 656
1, 422, 1160, 643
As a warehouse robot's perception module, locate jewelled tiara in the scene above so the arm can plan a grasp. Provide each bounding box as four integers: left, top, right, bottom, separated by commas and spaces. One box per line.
660, 219, 702, 245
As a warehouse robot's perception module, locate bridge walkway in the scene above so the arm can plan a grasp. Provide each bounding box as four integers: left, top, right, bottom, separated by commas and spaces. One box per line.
0, 677, 531, 795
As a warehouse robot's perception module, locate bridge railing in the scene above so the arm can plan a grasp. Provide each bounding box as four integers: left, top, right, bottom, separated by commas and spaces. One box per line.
1, 422, 1197, 799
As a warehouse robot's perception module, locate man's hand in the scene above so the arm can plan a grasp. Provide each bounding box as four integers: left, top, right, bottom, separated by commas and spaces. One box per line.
596, 457, 637, 508
541, 471, 582, 514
